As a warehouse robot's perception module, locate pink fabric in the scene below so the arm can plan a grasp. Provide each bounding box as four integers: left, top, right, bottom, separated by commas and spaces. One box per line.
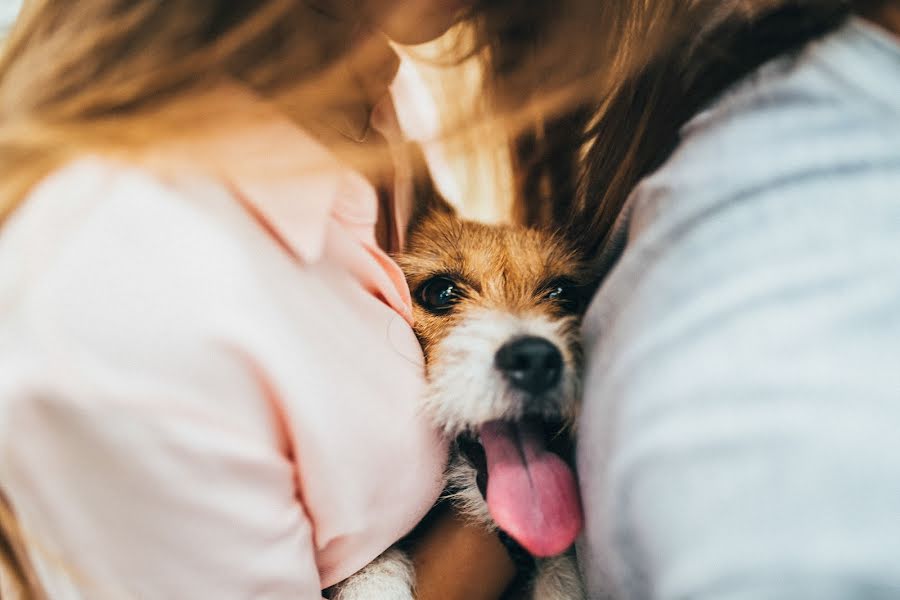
0, 87, 446, 598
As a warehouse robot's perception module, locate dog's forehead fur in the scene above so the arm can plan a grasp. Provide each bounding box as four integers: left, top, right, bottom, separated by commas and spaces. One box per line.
400, 212, 587, 306
397, 211, 591, 365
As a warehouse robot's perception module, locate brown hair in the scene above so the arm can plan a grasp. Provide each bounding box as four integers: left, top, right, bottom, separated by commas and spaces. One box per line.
0, 492, 44, 599
0, 0, 405, 220
471, 0, 852, 259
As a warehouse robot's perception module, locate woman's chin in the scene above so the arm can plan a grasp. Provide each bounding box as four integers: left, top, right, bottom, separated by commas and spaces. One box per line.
371, 0, 470, 45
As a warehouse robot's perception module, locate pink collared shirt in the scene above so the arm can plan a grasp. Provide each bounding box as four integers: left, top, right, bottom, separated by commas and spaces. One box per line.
0, 87, 447, 598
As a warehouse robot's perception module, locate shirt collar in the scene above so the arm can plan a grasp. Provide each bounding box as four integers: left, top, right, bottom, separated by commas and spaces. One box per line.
207, 1, 399, 260
182, 84, 377, 264
147, 8, 401, 262
146, 82, 416, 323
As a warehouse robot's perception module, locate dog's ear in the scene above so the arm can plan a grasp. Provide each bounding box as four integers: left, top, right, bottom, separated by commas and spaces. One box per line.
407, 143, 456, 238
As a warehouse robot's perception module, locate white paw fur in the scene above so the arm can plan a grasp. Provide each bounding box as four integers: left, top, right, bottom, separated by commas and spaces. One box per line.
329, 548, 415, 600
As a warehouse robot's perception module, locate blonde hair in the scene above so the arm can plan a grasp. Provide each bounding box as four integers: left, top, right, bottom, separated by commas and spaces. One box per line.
0, 493, 44, 600
0, 0, 410, 220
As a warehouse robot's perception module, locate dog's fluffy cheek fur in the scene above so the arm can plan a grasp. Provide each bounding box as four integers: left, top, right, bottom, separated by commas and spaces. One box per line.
443, 454, 494, 527
423, 309, 580, 435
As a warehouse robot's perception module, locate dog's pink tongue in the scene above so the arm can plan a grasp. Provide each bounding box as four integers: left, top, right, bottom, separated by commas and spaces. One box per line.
480, 420, 583, 557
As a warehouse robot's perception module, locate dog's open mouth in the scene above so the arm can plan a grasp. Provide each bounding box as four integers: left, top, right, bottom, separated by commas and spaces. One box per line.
457, 419, 583, 557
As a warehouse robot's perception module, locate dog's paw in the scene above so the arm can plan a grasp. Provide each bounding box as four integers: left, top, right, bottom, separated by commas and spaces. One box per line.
531, 552, 586, 600
329, 547, 415, 600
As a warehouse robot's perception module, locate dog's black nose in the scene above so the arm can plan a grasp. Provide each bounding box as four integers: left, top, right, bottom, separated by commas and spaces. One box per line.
494, 336, 563, 394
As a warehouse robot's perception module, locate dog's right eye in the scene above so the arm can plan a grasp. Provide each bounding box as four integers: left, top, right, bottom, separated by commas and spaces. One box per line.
418, 277, 461, 313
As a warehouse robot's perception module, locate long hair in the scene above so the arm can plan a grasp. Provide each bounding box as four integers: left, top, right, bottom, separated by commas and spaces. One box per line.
472, 0, 852, 258
0, 492, 44, 600
0, 0, 404, 221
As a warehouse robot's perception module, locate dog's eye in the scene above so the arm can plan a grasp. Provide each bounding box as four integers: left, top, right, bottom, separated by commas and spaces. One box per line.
547, 286, 566, 301
418, 277, 461, 313
544, 281, 582, 312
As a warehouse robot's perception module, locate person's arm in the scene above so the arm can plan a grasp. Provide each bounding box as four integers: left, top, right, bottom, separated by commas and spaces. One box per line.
2, 347, 326, 599
0, 164, 328, 599
581, 205, 900, 598
578, 106, 900, 598
7, 376, 326, 600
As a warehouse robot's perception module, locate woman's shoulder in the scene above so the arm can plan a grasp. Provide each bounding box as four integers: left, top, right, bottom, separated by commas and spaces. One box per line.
623, 17, 900, 244
7, 155, 260, 275
14, 155, 246, 245
0, 157, 268, 349
693, 17, 898, 162
0, 157, 283, 431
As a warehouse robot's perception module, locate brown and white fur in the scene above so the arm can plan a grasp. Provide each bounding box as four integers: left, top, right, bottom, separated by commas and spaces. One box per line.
329, 189, 594, 600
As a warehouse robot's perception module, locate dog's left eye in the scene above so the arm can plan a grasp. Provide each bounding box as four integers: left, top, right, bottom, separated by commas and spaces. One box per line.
544, 282, 582, 312
546, 286, 566, 300
418, 276, 461, 313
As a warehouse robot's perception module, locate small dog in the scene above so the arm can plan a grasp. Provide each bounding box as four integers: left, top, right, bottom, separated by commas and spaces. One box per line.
330, 186, 595, 599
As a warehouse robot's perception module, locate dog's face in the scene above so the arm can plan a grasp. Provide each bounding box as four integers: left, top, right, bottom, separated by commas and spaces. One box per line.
397, 209, 596, 437
398, 203, 597, 558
